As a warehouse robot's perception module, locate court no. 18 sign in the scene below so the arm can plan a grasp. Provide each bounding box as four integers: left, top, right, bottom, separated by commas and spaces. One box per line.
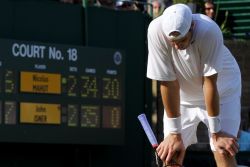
0, 38, 125, 145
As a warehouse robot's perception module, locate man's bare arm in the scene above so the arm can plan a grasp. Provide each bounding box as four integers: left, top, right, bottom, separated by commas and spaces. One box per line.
158, 80, 185, 165
160, 80, 180, 118
203, 74, 219, 117
203, 74, 239, 156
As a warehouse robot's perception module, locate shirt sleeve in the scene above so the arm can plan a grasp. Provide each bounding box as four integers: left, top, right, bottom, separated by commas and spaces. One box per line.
146, 18, 176, 81
199, 23, 224, 76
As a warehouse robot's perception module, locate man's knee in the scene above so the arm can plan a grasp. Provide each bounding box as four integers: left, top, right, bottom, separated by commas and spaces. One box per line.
213, 151, 237, 167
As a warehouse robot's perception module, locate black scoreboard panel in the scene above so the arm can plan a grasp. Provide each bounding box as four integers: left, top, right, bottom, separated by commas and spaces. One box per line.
0, 39, 125, 145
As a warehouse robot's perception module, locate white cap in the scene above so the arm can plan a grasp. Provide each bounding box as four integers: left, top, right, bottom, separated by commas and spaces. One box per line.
161, 4, 192, 40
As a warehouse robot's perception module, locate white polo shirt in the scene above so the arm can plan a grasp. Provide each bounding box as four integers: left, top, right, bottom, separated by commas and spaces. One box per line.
147, 14, 241, 105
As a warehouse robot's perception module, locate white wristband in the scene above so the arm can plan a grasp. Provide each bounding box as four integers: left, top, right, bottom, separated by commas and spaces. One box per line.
166, 116, 181, 134
208, 116, 221, 133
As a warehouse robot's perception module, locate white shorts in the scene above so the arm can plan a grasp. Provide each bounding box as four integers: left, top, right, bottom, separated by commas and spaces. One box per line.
163, 97, 241, 151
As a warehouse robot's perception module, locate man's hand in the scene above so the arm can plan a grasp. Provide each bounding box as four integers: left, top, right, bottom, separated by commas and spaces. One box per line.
212, 131, 239, 156
156, 134, 185, 165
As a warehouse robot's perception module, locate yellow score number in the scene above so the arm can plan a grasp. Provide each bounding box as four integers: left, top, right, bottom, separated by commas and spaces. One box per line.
102, 106, 121, 128
20, 71, 61, 94
102, 78, 120, 100
81, 76, 98, 98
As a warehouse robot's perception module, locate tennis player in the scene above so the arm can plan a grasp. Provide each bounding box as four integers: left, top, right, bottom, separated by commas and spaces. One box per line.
146, 3, 241, 167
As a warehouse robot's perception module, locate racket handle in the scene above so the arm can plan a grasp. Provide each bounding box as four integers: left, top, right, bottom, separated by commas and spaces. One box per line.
137, 113, 158, 148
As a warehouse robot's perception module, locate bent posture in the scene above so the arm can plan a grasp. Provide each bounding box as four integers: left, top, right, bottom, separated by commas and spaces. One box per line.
147, 4, 241, 167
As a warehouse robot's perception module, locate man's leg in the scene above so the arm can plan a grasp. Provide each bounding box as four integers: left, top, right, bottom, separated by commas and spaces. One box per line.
213, 151, 237, 167
171, 149, 186, 166
198, 97, 241, 167
161, 149, 186, 166
211, 97, 241, 167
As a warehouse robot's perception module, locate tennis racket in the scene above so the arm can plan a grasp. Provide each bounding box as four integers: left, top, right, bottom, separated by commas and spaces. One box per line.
138, 113, 183, 167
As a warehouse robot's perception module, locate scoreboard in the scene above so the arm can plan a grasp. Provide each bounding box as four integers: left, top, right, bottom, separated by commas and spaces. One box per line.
0, 39, 125, 145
